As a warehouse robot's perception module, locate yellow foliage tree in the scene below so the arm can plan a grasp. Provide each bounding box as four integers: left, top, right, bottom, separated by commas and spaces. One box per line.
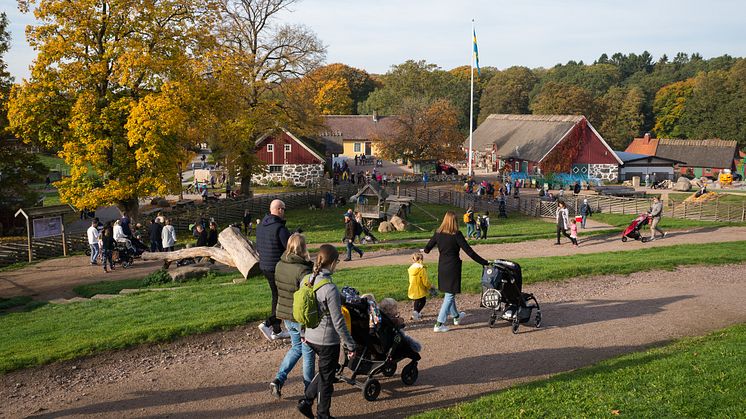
314, 79, 353, 115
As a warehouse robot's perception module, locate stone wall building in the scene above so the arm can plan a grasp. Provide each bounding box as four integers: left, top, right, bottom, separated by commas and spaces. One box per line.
253, 128, 326, 186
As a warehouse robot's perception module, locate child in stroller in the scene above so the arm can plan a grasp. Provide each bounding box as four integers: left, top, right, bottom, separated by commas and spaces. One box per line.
336, 290, 422, 402
621, 213, 651, 242
481, 260, 541, 334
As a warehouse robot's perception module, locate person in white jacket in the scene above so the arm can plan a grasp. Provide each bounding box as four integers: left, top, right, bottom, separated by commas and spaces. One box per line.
113, 220, 134, 251
554, 201, 572, 245
87, 220, 100, 265
161, 219, 177, 251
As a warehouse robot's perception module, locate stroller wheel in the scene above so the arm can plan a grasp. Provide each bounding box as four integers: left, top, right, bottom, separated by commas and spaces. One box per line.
362, 378, 381, 401
382, 362, 396, 377
535, 311, 542, 328
621, 236, 628, 242
511, 316, 520, 334
488, 313, 498, 328
401, 362, 418, 386
641, 237, 648, 243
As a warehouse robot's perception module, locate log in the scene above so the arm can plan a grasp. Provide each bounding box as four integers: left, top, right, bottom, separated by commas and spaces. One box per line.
218, 226, 260, 279
142, 247, 235, 267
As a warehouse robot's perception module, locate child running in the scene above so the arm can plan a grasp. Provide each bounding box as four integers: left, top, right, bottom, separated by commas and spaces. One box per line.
407, 252, 433, 320
570, 218, 579, 247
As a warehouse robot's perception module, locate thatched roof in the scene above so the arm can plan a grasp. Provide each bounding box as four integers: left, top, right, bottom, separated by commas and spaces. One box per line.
654, 139, 738, 169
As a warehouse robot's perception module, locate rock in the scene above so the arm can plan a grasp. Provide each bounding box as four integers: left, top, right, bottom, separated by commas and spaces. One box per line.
168, 266, 212, 283
378, 221, 395, 233
390, 215, 408, 231
673, 177, 691, 192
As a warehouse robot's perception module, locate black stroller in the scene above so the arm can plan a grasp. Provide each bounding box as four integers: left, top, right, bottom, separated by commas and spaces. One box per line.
336, 298, 421, 401
481, 260, 542, 333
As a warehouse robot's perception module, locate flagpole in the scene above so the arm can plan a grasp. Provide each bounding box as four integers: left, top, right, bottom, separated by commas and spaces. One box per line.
468, 19, 475, 177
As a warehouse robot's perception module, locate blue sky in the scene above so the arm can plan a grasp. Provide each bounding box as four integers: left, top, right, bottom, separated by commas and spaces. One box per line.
5, 0, 746, 80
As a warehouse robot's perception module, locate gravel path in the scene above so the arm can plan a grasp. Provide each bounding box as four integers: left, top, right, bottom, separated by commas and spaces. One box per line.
2, 264, 745, 418
3, 226, 746, 303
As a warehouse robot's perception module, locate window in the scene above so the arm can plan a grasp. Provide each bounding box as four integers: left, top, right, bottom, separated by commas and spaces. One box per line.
269, 165, 282, 173
514, 161, 520, 172
267, 144, 274, 152
284, 144, 292, 152
353, 142, 361, 153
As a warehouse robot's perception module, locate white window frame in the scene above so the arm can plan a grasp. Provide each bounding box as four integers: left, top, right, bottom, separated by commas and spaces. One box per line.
269, 165, 282, 173
267, 144, 274, 152
284, 144, 292, 152
353, 142, 362, 153
514, 161, 520, 172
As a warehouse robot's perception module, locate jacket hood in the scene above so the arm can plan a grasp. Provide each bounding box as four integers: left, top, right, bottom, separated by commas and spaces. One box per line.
280, 252, 312, 265
262, 214, 286, 227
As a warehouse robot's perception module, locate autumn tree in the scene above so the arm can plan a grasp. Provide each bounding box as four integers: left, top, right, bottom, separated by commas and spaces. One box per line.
598, 86, 645, 150
530, 82, 598, 123
303, 63, 377, 114
211, 0, 326, 194
478, 66, 537, 123
653, 79, 695, 138
375, 99, 463, 163
8, 0, 216, 219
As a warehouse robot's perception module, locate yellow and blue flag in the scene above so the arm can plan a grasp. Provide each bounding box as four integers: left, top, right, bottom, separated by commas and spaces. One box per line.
473, 28, 480, 76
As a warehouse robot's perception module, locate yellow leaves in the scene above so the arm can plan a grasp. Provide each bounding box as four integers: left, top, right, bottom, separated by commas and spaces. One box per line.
611, 409, 621, 415
314, 78, 353, 115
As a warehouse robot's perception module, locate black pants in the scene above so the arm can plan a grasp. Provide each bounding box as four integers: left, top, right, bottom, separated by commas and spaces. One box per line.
304, 342, 340, 419
413, 297, 427, 313
556, 224, 571, 243
262, 270, 282, 333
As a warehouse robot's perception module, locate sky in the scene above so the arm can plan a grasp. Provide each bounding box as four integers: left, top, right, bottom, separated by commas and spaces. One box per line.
4, 0, 746, 81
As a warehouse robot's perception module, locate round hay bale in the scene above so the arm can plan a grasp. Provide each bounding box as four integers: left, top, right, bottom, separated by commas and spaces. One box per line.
378, 221, 395, 233
390, 215, 408, 231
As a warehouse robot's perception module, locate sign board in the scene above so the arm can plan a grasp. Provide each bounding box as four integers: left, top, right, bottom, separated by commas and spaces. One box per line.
32, 216, 63, 239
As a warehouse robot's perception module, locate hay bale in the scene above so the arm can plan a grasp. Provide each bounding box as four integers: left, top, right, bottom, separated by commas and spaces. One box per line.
390, 215, 408, 231
378, 221, 395, 233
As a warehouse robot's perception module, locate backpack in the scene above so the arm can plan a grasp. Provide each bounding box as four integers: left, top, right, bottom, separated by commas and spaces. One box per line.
463, 212, 472, 223
293, 274, 330, 328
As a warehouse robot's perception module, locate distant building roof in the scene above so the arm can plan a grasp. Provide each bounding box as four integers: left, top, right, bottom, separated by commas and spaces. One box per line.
654, 139, 738, 168
319, 115, 399, 146
625, 135, 659, 155
470, 114, 621, 164
615, 151, 684, 165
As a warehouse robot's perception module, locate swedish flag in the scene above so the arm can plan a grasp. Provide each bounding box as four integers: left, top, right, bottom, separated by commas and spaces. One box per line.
473, 29, 480, 76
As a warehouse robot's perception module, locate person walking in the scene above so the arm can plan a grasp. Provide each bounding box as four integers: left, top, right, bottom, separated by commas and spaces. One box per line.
269, 234, 315, 399
579, 198, 592, 229
464, 207, 476, 239
408, 252, 433, 320
424, 211, 489, 332
648, 196, 667, 241
256, 199, 292, 340
555, 201, 572, 245
87, 220, 100, 265
161, 219, 176, 252
101, 227, 115, 272
296, 245, 356, 419
343, 214, 363, 261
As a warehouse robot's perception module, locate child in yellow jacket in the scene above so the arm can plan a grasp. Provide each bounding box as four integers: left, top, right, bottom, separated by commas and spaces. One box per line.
408, 252, 433, 320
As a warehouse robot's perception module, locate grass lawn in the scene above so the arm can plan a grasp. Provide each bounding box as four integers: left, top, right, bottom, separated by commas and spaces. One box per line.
2, 241, 746, 374
37, 154, 70, 173
591, 212, 746, 229
414, 323, 746, 418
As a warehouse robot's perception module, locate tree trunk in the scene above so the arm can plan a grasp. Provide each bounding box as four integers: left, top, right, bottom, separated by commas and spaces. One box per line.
142, 247, 235, 267
218, 226, 260, 279
239, 161, 253, 196
118, 197, 140, 224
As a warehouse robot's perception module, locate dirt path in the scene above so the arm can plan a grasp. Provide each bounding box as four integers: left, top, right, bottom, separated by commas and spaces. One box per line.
3, 225, 746, 302
1, 264, 745, 418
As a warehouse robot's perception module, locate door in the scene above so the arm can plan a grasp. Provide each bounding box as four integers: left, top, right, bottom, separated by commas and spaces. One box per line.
521, 161, 528, 173
693, 167, 703, 177
365, 142, 372, 156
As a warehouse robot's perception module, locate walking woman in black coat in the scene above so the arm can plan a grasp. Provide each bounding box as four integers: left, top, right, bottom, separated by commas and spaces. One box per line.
424, 211, 489, 332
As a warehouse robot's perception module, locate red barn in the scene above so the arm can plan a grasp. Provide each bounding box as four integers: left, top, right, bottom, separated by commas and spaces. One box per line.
253, 128, 326, 186
469, 114, 622, 181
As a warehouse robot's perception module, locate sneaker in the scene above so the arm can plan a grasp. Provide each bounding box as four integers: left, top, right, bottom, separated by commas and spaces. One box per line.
270, 379, 282, 399
662, 232, 667, 238
343, 258, 352, 261
358, 250, 364, 258
297, 399, 314, 419
453, 311, 467, 325
433, 324, 449, 332
411, 311, 421, 321
257, 323, 273, 341
553, 242, 561, 245
271, 330, 290, 340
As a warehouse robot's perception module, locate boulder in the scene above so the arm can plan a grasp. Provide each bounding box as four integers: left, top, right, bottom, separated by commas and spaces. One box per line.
390, 215, 408, 231
378, 221, 395, 233
168, 266, 212, 283
673, 177, 691, 192
150, 197, 170, 207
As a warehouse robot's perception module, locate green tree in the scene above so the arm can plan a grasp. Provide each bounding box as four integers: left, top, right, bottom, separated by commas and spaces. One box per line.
598, 86, 645, 149
478, 66, 537, 122
0, 140, 47, 221
8, 0, 215, 218
0, 12, 14, 138
653, 79, 695, 138
530, 82, 598, 123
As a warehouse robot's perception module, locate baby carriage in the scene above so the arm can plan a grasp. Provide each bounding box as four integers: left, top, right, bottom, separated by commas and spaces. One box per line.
481, 260, 541, 334
621, 214, 651, 243
336, 297, 421, 401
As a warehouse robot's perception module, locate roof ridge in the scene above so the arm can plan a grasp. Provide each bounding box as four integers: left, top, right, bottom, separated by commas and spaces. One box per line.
658, 138, 738, 147
486, 114, 585, 122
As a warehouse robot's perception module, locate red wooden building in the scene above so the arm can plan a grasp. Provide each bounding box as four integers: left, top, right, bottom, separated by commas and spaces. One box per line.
469, 114, 622, 181
253, 128, 326, 186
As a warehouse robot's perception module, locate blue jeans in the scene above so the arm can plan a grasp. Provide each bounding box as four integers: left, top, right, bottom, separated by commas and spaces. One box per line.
275, 320, 315, 388
346, 240, 362, 260
466, 223, 475, 238
89, 243, 100, 264
437, 292, 459, 324
581, 214, 587, 228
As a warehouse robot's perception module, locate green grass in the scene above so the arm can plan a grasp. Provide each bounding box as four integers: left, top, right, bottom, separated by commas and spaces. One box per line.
37, 154, 70, 173
592, 213, 746, 229
72, 272, 242, 298
0, 296, 33, 311
413, 323, 746, 418
1, 240, 745, 374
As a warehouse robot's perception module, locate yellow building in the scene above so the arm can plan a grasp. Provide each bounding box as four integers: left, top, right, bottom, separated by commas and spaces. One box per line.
319, 114, 398, 159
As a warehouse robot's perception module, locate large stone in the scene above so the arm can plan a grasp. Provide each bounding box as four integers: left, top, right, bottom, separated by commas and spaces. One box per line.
390, 215, 408, 231
168, 266, 212, 282
378, 221, 395, 233
673, 177, 692, 192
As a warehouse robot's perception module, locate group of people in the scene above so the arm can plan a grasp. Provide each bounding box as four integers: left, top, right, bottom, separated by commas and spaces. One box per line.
86, 212, 173, 270
463, 207, 490, 239
250, 199, 489, 418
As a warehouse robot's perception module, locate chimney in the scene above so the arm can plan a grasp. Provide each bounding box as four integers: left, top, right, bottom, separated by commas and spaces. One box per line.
643, 132, 651, 144
372, 111, 378, 123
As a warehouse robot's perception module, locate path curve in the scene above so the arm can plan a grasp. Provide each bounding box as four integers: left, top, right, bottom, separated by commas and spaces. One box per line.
1, 264, 745, 418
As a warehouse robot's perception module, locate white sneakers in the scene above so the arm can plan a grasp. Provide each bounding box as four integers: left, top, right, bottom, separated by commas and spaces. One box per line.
410, 311, 422, 321
258, 324, 290, 341
433, 324, 449, 332
452, 311, 467, 325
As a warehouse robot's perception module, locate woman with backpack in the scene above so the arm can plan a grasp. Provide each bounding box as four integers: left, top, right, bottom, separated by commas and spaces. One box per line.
424, 211, 489, 333
297, 244, 357, 419
464, 207, 476, 239
269, 234, 315, 399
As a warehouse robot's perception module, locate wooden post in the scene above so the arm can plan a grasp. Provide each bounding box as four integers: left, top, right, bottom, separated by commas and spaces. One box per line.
61, 221, 67, 257
715, 199, 719, 221
699, 203, 702, 220
26, 217, 32, 263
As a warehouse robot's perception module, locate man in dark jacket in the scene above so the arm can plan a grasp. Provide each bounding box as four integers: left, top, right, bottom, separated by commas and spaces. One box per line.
343, 214, 363, 261
256, 199, 291, 340
149, 219, 163, 252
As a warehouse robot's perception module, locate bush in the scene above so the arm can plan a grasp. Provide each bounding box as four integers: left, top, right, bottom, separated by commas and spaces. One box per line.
142, 269, 172, 287
281, 179, 295, 187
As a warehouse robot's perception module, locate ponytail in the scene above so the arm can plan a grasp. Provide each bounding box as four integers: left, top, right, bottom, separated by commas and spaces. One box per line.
311, 244, 339, 280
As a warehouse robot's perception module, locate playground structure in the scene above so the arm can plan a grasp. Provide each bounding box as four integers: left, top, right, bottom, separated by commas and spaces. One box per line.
349, 183, 413, 227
